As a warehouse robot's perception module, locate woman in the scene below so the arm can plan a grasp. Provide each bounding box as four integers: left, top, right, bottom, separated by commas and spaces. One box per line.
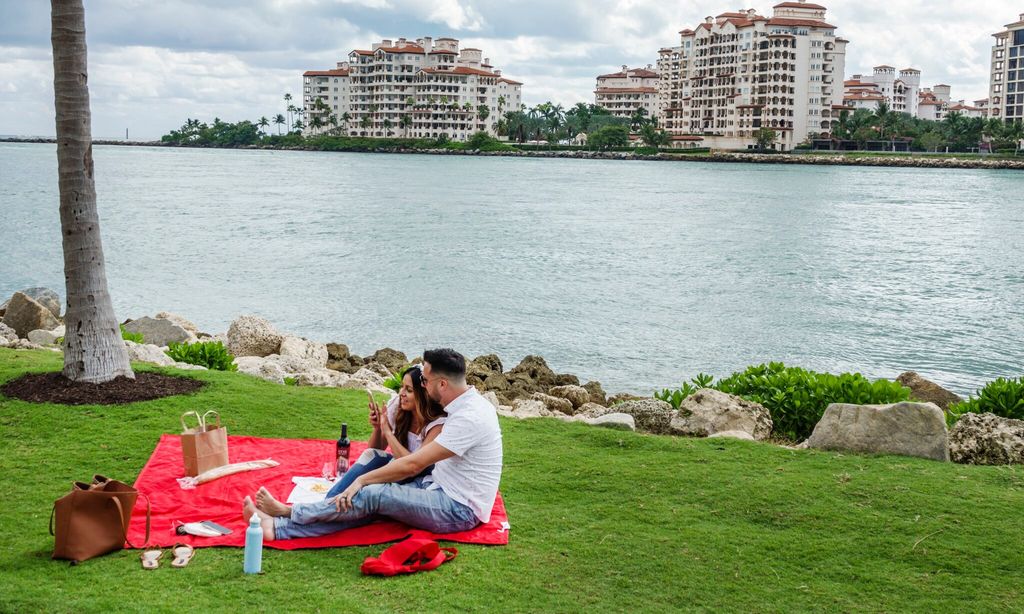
325, 365, 445, 499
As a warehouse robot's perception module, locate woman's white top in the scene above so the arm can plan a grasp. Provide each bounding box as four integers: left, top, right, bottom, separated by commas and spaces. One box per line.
385, 396, 446, 453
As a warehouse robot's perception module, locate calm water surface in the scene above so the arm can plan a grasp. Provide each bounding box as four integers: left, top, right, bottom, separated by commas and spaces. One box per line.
1, 142, 1022, 396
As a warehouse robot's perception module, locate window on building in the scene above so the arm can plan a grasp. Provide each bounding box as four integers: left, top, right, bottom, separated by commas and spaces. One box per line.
1015, 30, 1024, 46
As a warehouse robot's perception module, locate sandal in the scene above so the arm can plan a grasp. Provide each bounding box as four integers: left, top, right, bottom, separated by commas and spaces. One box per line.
140, 549, 163, 570
170, 544, 195, 568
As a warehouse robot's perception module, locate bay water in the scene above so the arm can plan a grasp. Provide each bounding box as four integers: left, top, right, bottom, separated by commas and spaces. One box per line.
1, 142, 1022, 396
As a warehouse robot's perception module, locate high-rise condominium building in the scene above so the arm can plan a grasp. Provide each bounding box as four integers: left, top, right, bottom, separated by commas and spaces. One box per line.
989, 13, 1024, 123
302, 37, 523, 140
658, 1, 848, 151
842, 67, 956, 121
593, 66, 661, 121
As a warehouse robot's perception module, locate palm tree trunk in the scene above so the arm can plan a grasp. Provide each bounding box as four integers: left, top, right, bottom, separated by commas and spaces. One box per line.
51, 0, 133, 383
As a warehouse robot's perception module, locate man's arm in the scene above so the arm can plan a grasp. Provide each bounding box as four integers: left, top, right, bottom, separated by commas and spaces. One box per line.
335, 441, 456, 511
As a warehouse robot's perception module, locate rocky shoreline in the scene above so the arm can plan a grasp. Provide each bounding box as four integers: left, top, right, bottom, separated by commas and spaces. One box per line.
4, 289, 1024, 466
5, 137, 1023, 170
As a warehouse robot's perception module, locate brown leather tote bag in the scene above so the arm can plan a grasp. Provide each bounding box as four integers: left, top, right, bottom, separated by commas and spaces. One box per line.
50, 475, 151, 563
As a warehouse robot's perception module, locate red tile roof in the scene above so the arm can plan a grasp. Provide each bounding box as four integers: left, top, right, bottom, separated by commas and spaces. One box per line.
303, 69, 350, 77
766, 17, 835, 27
377, 45, 425, 54
351, 49, 373, 56
598, 69, 660, 80
421, 66, 498, 78
774, 1, 827, 9
498, 77, 523, 85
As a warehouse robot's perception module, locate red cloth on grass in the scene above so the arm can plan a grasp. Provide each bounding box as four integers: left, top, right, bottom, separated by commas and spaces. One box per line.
126, 434, 509, 549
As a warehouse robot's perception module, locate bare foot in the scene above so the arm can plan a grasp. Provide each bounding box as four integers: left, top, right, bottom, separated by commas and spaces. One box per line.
255, 486, 292, 518
243, 496, 276, 541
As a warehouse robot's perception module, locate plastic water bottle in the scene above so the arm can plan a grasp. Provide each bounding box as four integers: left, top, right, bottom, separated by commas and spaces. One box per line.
244, 514, 263, 574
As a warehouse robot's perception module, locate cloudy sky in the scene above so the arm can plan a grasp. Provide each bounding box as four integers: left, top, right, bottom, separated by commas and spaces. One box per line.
0, 1, 1018, 139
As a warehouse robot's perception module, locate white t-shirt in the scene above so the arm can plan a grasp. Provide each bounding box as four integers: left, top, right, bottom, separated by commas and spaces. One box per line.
385, 396, 446, 453
429, 387, 503, 523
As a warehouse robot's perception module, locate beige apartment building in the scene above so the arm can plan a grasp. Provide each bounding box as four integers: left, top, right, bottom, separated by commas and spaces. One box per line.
302, 37, 523, 140
594, 66, 661, 121
657, 1, 849, 151
842, 67, 958, 121
988, 13, 1024, 123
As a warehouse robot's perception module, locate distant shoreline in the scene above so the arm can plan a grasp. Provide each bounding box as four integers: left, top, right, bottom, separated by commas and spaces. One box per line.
4, 137, 1023, 171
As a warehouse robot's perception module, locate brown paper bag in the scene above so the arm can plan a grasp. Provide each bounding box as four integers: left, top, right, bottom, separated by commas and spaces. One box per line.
181, 410, 229, 477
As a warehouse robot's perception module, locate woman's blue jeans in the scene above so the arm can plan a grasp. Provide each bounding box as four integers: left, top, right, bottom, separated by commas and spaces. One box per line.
325, 449, 392, 499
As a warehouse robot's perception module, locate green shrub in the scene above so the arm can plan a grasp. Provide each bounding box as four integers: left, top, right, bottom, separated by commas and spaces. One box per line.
120, 325, 144, 344
166, 341, 237, 371
948, 376, 1024, 423
657, 363, 910, 441
383, 365, 415, 392
714, 363, 909, 441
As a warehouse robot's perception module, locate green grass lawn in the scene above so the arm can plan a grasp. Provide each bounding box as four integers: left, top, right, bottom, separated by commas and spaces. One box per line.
1, 348, 1021, 613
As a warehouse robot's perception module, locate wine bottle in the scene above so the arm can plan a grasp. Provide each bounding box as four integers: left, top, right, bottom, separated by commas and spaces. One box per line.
336, 423, 351, 474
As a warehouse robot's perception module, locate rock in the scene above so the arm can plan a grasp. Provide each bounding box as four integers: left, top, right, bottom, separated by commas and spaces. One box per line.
350, 367, 386, 387
608, 393, 645, 406
1, 287, 61, 319
296, 369, 352, 388
509, 399, 554, 419
27, 325, 65, 346
670, 389, 773, 441
949, 413, 1024, 465
124, 340, 174, 366
549, 385, 590, 410
609, 399, 677, 435
227, 315, 283, 357
278, 336, 328, 369
1, 292, 60, 338
326, 343, 350, 361
154, 311, 199, 334
554, 373, 580, 387
896, 372, 963, 411
0, 337, 8, 348
234, 356, 286, 384
583, 381, 607, 406
171, 362, 208, 371
370, 348, 408, 373
483, 372, 510, 391
482, 391, 501, 409
468, 354, 503, 388
708, 430, 756, 441
8, 339, 44, 350
585, 413, 636, 431
531, 392, 574, 415
362, 361, 394, 379
0, 322, 17, 343
805, 402, 949, 462
508, 355, 558, 392
123, 316, 194, 347
576, 402, 613, 419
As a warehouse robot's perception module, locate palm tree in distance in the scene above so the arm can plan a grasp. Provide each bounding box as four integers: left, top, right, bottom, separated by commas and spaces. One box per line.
257, 116, 270, 135
284, 93, 293, 126
341, 111, 351, 135
274, 113, 286, 135
383, 118, 393, 137
292, 118, 305, 133
400, 113, 413, 137
360, 115, 372, 135
50, 0, 133, 383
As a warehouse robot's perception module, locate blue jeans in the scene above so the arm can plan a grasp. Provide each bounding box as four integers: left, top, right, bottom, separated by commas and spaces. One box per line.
274, 476, 479, 539
325, 449, 436, 499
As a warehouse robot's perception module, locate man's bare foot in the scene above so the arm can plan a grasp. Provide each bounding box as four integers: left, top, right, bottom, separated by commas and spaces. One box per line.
243, 495, 276, 541
255, 486, 292, 518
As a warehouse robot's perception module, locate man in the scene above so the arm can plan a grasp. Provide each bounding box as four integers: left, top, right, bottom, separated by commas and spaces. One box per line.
244, 348, 503, 540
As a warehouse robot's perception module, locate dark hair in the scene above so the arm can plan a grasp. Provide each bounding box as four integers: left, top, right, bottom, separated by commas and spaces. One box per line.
393, 365, 446, 446
422, 348, 466, 379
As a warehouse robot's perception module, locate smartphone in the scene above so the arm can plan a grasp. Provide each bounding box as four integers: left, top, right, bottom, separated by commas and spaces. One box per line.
201, 520, 233, 535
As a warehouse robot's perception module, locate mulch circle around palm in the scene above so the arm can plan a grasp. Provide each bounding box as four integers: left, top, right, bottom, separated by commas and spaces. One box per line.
2, 372, 206, 405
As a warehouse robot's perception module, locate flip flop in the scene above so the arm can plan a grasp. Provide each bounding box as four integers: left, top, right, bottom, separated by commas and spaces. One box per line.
170, 544, 195, 568
140, 549, 163, 570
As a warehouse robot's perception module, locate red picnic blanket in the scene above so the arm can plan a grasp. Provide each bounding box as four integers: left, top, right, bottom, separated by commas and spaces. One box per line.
126, 434, 509, 549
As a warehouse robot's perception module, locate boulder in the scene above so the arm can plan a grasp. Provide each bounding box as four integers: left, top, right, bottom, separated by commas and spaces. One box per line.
949, 413, 1024, 465
278, 336, 328, 370
468, 354, 503, 388
154, 311, 199, 334
8, 339, 44, 350
123, 316, 194, 347
805, 402, 949, 462
370, 348, 408, 373
576, 402, 613, 419
896, 371, 963, 411
585, 413, 636, 431
582, 381, 607, 406
509, 399, 554, 419
1, 287, 61, 319
508, 355, 558, 392
608, 399, 677, 435
1, 292, 60, 338
549, 385, 590, 410
670, 389, 773, 441
296, 369, 351, 388
171, 362, 208, 371
124, 340, 174, 367
234, 356, 286, 385
531, 392, 573, 415
607, 393, 645, 406
338, 378, 391, 395
227, 315, 282, 358
27, 325, 65, 346
708, 430, 756, 441
362, 362, 394, 379
350, 367, 386, 387
0, 322, 17, 343
482, 391, 501, 409
326, 343, 350, 361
